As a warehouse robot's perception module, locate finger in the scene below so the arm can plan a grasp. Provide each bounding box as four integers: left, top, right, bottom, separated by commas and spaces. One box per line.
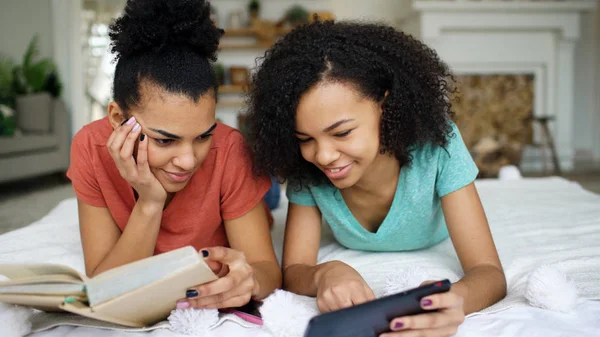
106, 116, 132, 147
109, 117, 136, 154
420, 291, 464, 311
332, 290, 353, 311
189, 278, 254, 308
349, 285, 373, 306
136, 132, 150, 173
201, 247, 245, 265
316, 296, 332, 313
365, 284, 376, 301
120, 122, 141, 162
193, 261, 253, 298
194, 294, 252, 310
380, 325, 459, 337
204, 260, 226, 275
389, 310, 463, 331
419, 280, 438, 287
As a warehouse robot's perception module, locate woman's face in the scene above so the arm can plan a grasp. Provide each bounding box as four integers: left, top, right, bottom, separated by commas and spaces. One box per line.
114, 83, 217, 193
295, 82, 384, 189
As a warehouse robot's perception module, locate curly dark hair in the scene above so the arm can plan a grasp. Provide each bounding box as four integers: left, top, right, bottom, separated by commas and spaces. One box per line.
246, 20, 457, 186
109, 0, 223, 114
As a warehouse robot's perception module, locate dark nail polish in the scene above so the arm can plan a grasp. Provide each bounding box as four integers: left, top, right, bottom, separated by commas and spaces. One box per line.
394, 322, 404, 329
201, 250, 209, 257
422, 299, 433, 307
186, 289, 198, 298
140, 133, 145, 141
120, 119, 127, 126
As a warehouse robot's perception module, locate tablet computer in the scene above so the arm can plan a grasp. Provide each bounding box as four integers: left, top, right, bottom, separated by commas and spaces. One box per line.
304, 279, 451, 337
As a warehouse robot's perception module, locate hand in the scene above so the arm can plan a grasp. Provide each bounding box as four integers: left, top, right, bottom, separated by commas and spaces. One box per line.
316, 261, 375, 312
106, 116, 166, 205
381, 280, 465, 337
178, 247, 258, 309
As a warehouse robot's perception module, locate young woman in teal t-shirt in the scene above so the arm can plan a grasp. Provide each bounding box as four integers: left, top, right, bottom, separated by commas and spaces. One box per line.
246, 20, 506, 337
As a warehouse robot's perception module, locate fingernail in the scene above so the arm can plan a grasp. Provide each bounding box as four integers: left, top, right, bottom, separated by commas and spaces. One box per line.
126, 116, 136, 125
394, 322, 404, 329
140, 133, 145, 141
132, 123, 140, 132
186, 289, 198, 298
422, 299, 433, 307
120, 119, 127, 126
201, 250, 209, 257
176, 301, 190, 309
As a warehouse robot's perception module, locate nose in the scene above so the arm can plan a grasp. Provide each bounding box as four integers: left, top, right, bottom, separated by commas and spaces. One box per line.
314, 141, 340, 167
172, 144, 196, 171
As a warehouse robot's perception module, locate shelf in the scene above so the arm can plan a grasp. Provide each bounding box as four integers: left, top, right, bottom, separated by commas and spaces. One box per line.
217, 100, 245, 108
219, 85, 247, 94
219, 41, 273, 50
223, 27, 293, 38
223, 27, 257, 37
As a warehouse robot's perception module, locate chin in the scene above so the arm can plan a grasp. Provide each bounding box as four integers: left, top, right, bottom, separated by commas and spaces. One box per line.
160, 180, 189, 193
328, 176, 357, 190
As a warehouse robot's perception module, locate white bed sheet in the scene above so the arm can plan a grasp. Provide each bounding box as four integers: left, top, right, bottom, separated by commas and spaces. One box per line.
0, 177, 599, 337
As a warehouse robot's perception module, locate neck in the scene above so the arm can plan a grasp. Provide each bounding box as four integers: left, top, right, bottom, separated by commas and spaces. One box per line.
350, 153, 400, 195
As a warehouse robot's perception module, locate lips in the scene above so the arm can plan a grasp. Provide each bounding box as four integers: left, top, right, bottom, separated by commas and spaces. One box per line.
323, 162, 353, 180
164, 170, 192, 183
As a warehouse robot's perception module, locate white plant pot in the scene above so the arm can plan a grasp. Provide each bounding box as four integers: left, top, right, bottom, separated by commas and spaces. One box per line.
16, 93, 52, 133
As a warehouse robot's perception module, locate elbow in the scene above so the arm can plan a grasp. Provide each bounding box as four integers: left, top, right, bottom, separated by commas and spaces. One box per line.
497, 269, 508, 300
282, 265, 295, 291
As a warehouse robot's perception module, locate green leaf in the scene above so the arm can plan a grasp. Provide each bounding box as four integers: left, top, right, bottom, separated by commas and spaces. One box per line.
23, 35, 40, 71
0, 56, 15, 97
24, 59, 54, 92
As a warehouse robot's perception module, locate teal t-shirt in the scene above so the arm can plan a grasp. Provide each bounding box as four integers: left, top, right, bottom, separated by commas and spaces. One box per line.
286, 123, 479, 252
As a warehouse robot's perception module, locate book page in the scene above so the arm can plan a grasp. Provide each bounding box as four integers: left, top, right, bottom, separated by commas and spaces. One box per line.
0, 264, 86, 283
0, 283, 86, 296
91, 262, 218, 326
0, 293, 72, 312
86, 246, 216, 306
0, 274, 83, 286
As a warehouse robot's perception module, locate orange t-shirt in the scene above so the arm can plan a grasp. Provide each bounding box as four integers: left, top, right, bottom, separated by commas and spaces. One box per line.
67, 117, 272, 255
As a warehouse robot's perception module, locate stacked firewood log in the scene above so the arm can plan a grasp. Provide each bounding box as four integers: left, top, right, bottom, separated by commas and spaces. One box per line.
452, 74, 534, 178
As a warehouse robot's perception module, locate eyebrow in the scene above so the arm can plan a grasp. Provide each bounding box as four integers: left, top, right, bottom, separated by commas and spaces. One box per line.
295, 119, 355, 136
148, 122, 217, 139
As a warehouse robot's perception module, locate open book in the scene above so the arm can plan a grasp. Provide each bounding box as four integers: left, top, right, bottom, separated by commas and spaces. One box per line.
0, 246, 217, 327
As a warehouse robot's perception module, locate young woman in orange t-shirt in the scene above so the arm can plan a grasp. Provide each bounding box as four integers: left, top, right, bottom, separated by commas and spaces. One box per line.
66, 0, 281, 310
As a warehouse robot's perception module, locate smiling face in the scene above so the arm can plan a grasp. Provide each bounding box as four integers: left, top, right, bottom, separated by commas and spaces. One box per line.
109, 82, 217, 193
295, 82, 384, 189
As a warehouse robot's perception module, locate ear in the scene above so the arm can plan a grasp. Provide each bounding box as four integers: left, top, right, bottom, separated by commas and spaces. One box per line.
107, 101, 127, 130
378, 90, 389, 114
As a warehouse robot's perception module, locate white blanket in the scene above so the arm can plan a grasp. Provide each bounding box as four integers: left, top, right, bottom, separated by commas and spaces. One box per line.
307, 177, 600, 315
0, 177, 599, 337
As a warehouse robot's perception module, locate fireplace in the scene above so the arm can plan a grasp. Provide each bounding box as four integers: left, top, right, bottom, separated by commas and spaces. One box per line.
414, 0, 597, 172
453, 74, 534, 177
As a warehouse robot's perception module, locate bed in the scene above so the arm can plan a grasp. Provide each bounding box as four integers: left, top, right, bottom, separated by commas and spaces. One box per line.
0, 177, 599, 337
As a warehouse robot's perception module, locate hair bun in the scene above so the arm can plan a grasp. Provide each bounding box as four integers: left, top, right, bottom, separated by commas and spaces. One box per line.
109, 0, 223, 61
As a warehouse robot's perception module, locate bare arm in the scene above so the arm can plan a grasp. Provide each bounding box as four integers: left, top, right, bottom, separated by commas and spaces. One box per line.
442, 182, 507, 314
78, 199, 164, 277
282, 202, 375, 312
224, 200, 282, 299
282, 202, 335, 295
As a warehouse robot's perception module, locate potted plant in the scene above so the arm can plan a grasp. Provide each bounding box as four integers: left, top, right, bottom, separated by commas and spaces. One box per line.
248, 0, 260, 22
286, 5, 309, 27
0, 56, 16, 136
13, 35, 62, 133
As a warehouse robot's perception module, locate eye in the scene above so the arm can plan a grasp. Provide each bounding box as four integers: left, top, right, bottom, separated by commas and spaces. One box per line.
197, 134, 213, 141
334, 129, 353, 138
297, 137, 312, 144
154, 138, 173, 146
